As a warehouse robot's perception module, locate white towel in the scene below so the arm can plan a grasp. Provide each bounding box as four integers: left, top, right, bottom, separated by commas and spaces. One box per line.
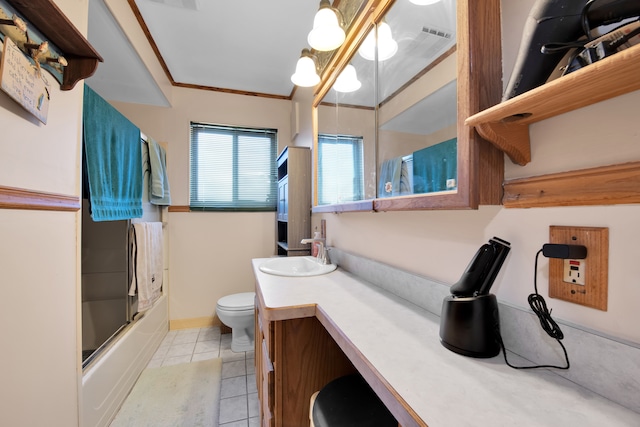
129, 222, 163, 312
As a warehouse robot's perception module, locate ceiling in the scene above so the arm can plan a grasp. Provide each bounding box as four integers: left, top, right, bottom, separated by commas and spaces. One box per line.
84, 0, 457, 137
86, 0, 320, 106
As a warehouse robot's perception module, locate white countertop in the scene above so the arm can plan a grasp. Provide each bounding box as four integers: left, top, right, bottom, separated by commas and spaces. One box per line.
252, 259, 640, 427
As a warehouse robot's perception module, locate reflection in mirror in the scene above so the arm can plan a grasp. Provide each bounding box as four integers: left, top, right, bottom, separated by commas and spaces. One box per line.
316, 52, 376, 205
376, 0, 457, 198
315, 0, 458, 206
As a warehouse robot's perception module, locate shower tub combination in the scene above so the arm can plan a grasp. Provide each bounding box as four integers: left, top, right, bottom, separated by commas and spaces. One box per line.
80, 203, 168, 427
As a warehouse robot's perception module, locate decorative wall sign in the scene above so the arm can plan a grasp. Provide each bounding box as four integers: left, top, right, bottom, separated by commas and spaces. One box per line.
0, 36, 50, 123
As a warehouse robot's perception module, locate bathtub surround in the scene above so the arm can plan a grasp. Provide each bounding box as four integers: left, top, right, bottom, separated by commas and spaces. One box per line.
81, 203, 131, 361
82, 182, 166, 425
328, 247, 640, 414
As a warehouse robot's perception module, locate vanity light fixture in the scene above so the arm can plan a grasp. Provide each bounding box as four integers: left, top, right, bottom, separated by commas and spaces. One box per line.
358, 21, 398, 61
308, 0, 345, 52
409, 0, 442, 5
333, 64, 361, 92
291, 49, 321, 87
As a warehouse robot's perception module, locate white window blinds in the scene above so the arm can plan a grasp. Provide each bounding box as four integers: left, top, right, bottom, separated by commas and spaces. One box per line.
190, 123, 277, 211
317, 134, 364, 205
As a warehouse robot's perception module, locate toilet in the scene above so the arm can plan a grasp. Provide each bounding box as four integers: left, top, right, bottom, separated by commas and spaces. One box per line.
216, 292, 256, 352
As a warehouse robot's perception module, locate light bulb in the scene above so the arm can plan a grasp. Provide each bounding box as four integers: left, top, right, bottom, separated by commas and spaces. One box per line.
333, 64, 361, 93
358, 22, 398, 61
291, 53, 320, 87
308, 7, 345, 51
376, 22, 398, 61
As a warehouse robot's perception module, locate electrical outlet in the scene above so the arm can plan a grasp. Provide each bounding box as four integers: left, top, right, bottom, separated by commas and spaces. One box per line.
563, 259, 585, 285
548, 226, 609, 311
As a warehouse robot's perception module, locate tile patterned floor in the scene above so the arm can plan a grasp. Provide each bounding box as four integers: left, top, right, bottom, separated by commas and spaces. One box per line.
145, 326, 259, 427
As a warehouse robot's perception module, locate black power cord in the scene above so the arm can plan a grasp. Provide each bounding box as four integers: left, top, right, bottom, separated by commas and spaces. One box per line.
497, 248, 578, 370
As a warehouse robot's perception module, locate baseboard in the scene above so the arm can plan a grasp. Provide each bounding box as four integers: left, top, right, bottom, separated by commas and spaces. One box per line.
170, 316, 231, 334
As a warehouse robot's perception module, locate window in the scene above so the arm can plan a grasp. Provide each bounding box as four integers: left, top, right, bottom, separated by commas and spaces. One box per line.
317, 134, 364, 205
190, 123, 277, 211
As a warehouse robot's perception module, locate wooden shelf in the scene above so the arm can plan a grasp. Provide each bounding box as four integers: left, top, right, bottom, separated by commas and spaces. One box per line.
502, 161, 640, 208
466, 43, 640, 166
7, 0, 103, 90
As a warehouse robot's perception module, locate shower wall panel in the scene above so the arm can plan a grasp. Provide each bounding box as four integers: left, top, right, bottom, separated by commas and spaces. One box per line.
81, 200, 130, 352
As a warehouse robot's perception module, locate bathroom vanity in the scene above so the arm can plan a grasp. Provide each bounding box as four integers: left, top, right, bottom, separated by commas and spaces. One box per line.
252, 258, 640, 427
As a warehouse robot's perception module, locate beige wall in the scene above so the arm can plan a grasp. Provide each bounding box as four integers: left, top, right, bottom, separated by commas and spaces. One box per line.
0, 1, 86, 426
303, 0, 640, 345
113, 88, 294, 323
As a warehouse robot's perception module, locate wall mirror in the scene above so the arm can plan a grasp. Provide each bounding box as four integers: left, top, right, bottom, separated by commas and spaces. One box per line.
316, 42, 377, 206
376, 0, 457, 199
313, 0, 503, 212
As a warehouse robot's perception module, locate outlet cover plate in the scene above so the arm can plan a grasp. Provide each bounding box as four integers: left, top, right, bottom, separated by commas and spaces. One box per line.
548, 226, 609, 310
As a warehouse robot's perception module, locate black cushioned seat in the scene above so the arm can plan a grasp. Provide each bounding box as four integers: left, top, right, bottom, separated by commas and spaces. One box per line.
312, 374, 398, 427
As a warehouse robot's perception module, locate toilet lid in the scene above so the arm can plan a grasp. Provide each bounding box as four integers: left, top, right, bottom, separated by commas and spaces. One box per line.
217, 292, 255, 311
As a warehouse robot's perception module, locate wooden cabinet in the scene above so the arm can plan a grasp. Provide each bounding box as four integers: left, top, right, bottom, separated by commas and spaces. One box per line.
255, 295, 356, 427
312, 0, 504, 212
276, 147, 311, 256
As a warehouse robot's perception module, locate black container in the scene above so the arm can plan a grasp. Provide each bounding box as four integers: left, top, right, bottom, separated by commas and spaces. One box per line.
439, 294, 500, 358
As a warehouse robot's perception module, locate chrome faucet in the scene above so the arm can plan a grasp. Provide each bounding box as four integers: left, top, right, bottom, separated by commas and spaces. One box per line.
300, 237, 330, 265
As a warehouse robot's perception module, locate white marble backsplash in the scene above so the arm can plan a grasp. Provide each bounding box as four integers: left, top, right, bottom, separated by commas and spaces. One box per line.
328, 247, 640, 414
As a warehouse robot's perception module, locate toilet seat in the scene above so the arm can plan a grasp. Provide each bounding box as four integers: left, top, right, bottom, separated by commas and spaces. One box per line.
217, 292, 255, 311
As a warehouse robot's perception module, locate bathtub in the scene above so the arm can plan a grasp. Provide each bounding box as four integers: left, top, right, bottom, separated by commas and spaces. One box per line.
81, 294, 168, 427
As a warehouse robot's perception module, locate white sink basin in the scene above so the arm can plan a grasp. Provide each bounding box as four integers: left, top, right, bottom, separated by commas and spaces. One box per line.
259, 256, 337, 277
